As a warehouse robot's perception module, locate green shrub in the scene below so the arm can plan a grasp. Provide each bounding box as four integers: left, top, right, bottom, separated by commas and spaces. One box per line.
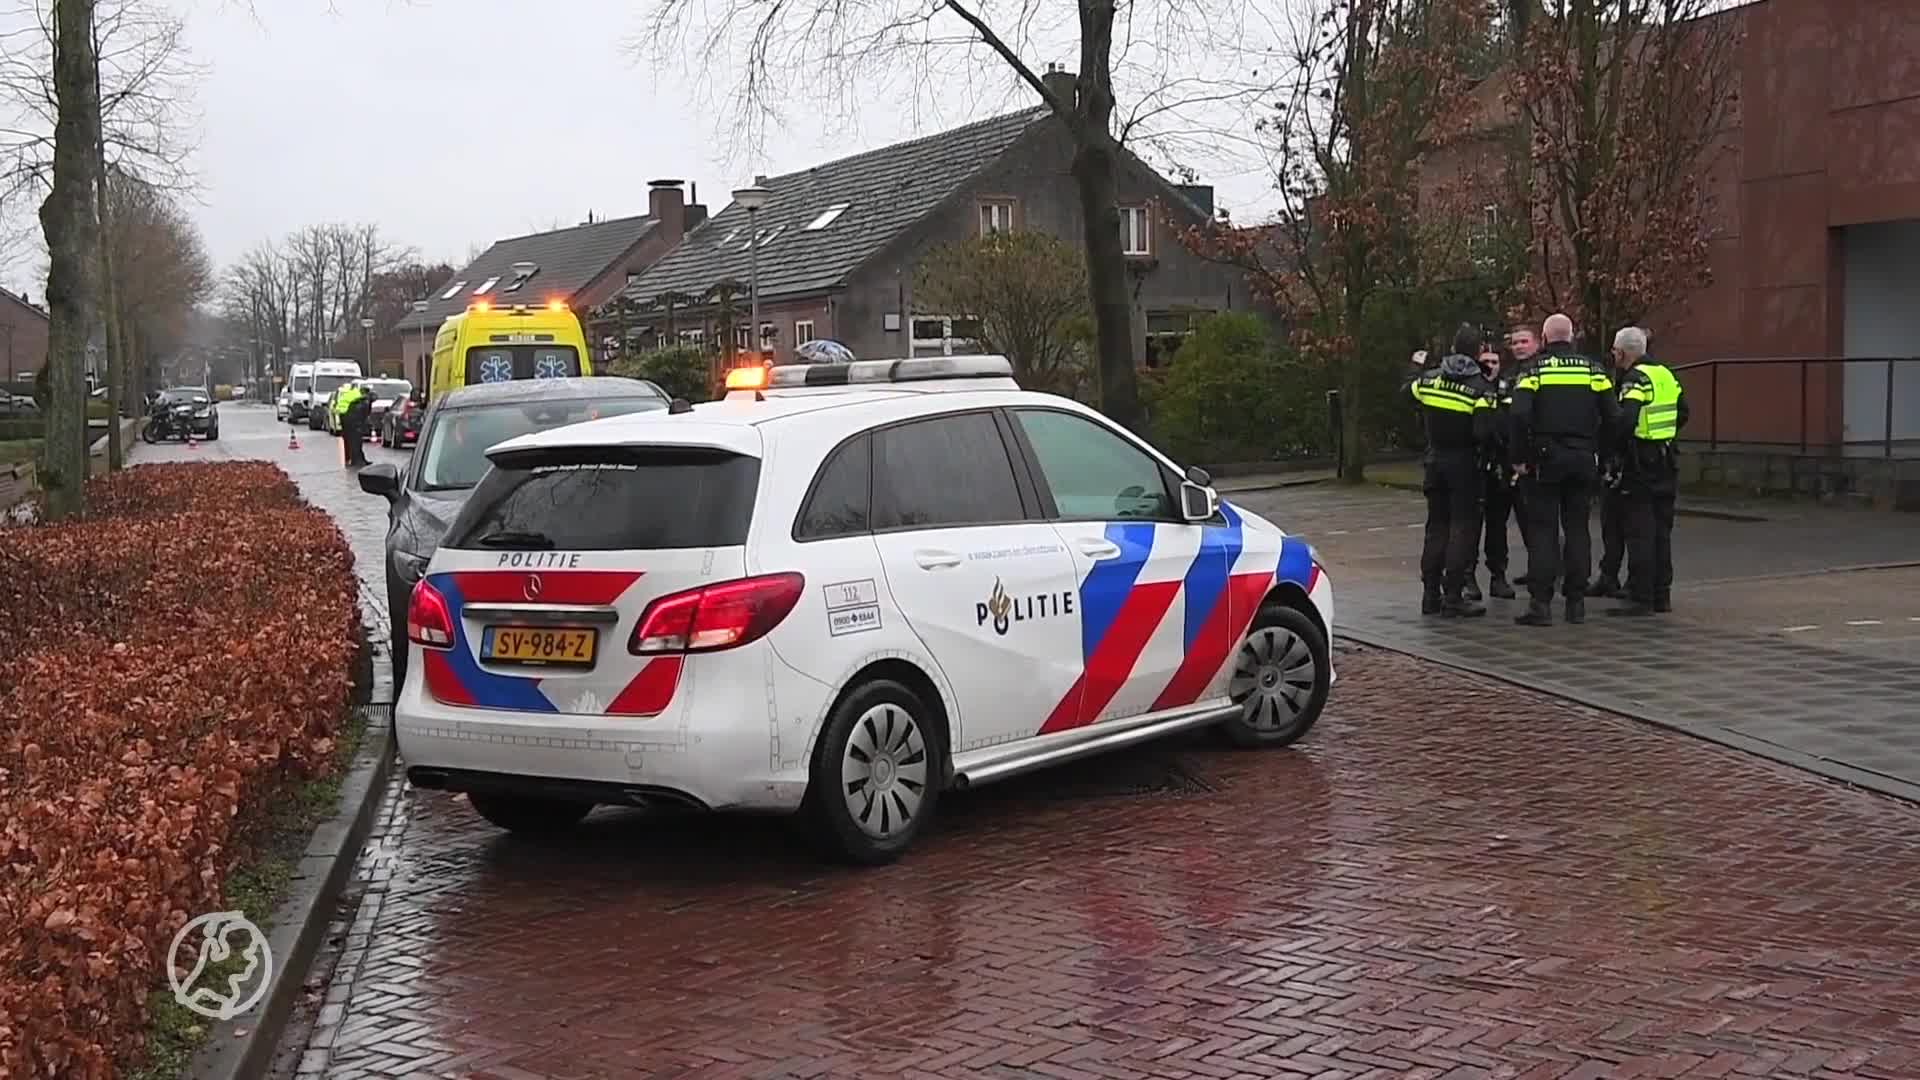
609, 345, 711, 402
1144, 313, 1333, 465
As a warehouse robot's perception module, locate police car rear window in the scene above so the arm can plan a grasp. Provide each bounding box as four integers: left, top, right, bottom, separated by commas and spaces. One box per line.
445, 447, 760, 551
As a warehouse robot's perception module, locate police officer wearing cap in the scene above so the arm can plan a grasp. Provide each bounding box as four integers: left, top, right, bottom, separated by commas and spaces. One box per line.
1509, 312, 1620, 626
1590, 333, 1637, 599
1410, 324, 1499, 618
1606, 326, 1688, 617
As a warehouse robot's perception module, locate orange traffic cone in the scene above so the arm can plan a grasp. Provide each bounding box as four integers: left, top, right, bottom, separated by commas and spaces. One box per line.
287, 427, 300, 450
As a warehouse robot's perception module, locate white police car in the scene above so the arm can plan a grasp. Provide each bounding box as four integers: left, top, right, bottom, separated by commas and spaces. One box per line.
396, 355, 1334, 863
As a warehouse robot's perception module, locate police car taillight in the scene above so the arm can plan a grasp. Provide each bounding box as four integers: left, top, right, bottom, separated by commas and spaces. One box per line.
407, 580, 455, 649
629, 573, 805, 654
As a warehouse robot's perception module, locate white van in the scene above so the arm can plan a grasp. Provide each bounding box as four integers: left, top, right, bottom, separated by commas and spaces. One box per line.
284, 363, 315, 422
304, 359, 364, 430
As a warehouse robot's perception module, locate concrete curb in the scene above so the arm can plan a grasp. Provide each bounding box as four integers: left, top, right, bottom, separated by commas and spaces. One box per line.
1371, 478, 1770, 522
185, 723, 394, 1080
1335, 625, 1920, 807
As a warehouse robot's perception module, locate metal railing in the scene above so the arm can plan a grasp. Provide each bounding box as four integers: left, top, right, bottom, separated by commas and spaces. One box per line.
1669, 356, 1920, 459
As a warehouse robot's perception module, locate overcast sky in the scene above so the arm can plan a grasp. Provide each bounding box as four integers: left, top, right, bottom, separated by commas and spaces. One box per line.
115, 0, 1269, 282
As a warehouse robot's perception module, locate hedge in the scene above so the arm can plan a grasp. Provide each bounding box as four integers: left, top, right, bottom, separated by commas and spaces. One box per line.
0, 462, 360, 1078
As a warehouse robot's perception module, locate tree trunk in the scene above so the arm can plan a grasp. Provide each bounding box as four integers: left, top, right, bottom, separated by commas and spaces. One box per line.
36, 0, 102, 519
96, 170, 123, 470
1071, 135, 1141, 432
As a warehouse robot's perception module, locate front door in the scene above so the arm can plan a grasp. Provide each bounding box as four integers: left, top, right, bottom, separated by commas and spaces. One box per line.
867, 410, 1084, 749
1006, 407, 1231, 734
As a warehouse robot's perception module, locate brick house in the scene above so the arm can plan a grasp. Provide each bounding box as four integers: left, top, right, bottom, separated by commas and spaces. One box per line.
0, 287, 50, 390
1420, 0, 1920, 457
614, 73, 1250, 385
391, 181, 708, 387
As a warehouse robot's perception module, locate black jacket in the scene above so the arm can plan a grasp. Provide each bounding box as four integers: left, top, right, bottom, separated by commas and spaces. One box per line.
1510, 343, 1620, 465
1410, 353, 1498, 458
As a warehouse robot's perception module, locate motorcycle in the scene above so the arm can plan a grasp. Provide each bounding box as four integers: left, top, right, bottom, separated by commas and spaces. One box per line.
141, 400, 197, 443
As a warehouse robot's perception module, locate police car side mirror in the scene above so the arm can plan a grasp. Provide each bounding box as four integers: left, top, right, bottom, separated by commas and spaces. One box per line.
1179, 480, 1218, 523
358, 463, 400, 501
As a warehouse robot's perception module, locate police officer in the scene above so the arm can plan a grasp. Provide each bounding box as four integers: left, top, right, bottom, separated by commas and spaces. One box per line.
1468, 341, 1520, 600
1607, 327, 1688, 616
1509, 313, 1620, 626
1499, 324, 1542, 590
1411, 324, 1499, 618
339, 381, 371, 468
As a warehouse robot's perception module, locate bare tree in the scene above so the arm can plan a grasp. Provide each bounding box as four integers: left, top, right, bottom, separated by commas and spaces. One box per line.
36, 0, 100, 519
221, 222, 412, 382
634, 0, 1271, 433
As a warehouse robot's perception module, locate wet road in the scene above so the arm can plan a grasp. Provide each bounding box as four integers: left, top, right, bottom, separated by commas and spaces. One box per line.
147, 409, 1920, 1078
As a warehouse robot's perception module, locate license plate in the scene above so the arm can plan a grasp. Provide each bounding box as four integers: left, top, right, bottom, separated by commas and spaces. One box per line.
484, 626, 597, 667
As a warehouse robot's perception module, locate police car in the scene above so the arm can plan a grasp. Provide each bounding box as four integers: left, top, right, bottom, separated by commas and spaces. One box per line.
396, 355, 1335, 864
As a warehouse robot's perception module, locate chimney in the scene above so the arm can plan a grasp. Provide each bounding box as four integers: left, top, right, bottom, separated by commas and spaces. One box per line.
1041, 63, 1076, 108
649, 179, 688, 243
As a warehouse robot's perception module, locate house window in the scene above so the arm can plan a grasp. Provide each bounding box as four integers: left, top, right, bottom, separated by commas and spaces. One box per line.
1120, 206, 1151, 256
979, 200, 1015, 235
679, 328, 705, 345
1144, 311, 1199, 368
910, 315, 981, 357
759, 322, 777, 345
804, 205, 849, 230
473, 276, 500, 295
440, 280, 468, 299
1471, 203, 1501, 267
795, 319, 815, 344
734, 325, 751, 350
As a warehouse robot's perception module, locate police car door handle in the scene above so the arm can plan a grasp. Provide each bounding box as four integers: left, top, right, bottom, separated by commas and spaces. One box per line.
913, 550, 963, 570
1075, 538, 1122, 560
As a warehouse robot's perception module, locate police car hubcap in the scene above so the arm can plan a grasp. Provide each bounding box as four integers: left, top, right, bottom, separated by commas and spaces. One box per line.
1229, 627, 1317, 732
842, 704, 929, 839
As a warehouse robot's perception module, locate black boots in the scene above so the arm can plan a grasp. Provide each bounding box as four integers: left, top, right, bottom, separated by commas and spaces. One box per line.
1565, 596, 1587, 624
1515, 600, 1553, 626
1462, 579, 1483, 603
1586, 577, 1621, 598
1443, 588, 1486, 618
1655, 591, 1672, 613
1608, 600, 1656, 617
1488, 573, 1516, 599
1422, 584, 1443, 615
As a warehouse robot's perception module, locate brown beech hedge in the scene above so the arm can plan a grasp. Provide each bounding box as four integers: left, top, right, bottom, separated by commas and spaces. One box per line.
0, 462, 359, 1078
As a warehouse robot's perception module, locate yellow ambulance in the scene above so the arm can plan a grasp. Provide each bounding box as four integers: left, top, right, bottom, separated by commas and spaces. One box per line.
427, 300, 594, 401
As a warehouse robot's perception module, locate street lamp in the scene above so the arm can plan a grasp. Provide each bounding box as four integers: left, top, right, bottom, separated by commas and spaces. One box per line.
732, 184, 771, 362
411, 299, 430, 390
360, 317, 375, 371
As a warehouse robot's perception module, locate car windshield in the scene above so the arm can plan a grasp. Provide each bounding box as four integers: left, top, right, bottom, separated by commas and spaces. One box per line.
312, 374, 353, 395
366, 380, 411, 400
164, 389, 210, 404
291, 375, 311, 392
414, 395, 667, 492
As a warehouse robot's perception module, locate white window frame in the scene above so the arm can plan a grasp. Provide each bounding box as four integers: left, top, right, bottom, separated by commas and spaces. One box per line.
804, 205, 849, 230
794, 318, 815, 344
909, 314, 981, 357
978, 200, 1014, 235
1120, 206, 1150, 256
759, 322, 777, 345
440, 280, 468, 299
473, 276, 500, 295
679, 328, 705, 345
733, 325, 751, 350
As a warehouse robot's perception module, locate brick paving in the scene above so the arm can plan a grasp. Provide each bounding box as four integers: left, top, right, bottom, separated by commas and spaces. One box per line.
153, 411, 1920, 1077
1230, 483, 1920, 801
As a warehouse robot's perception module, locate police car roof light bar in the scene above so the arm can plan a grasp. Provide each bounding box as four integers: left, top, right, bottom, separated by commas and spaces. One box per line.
765, 354, 1014, 389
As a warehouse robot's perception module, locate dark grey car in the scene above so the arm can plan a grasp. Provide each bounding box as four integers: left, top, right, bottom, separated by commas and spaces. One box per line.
357, 376, 670, 689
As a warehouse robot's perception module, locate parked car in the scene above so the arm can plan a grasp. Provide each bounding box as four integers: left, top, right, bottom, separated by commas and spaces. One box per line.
143, 386, 218, 441
387, 356, 1336, 864
357, 376, 671, 692
306, 360, 362, 430
361, 379, 412, 439
1, 394, 38, 418
382, 389, 427, 448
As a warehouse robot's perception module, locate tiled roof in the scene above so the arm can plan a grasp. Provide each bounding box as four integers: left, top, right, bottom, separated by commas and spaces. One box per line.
623, 107, 1050, 307
395, 214, 659, 333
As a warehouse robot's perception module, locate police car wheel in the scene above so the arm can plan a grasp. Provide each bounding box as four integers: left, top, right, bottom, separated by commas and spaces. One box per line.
1221, 604, 1329, 749
805, 678, 941, 865
467, 792, 593, 835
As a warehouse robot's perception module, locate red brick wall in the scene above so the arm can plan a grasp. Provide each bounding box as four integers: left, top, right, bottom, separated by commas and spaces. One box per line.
0, 292, 49, 386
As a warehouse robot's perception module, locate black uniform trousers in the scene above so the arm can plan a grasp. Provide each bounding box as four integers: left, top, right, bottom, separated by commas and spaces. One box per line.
343, 411, 369, 467
1520, 444, 1598, 602
1421, 452, 1482, 591
1481, 470, 1518, 578
1597, 486, 1627, 584
1622, 446, 1679, 605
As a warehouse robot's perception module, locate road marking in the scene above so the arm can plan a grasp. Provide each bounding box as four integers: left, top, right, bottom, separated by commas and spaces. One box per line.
1405, 523, 1422, 529
1367, 526, 1387, 533
1326, 529, 1349, 536
1845, 619, 1884, 626
1779, 625, 1819, 633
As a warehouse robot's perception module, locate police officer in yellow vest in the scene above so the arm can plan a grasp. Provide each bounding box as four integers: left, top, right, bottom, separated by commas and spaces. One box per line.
334, 381, 371, 468
1410, 324, 1500, 618
1606, 326, 1688, 617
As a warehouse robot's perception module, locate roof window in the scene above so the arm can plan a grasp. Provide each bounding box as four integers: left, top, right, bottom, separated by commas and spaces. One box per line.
473, 276, 501, 295
804, 204, 849, 230
440, 280, 469, 299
